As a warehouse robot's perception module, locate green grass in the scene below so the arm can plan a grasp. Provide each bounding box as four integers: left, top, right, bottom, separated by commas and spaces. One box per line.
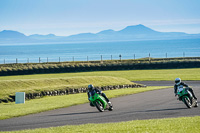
0, 76, 134, 100
0, 86, 169, 120
0, 68, 200, 81
1, 116, 200, 133
1, 68, 199, 100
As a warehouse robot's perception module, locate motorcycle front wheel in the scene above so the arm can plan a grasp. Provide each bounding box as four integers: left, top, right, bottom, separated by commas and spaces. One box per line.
95, 101, 104, 112
183, 97, 192, 108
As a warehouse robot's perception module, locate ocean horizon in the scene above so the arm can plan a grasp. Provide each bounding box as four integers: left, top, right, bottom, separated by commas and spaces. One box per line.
0, 39, 200, 64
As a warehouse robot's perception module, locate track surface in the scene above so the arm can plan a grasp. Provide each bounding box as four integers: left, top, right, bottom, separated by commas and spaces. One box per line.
0, 81, 199, 131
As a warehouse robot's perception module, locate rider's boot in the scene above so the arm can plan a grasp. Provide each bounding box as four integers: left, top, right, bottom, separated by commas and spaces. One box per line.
108, 101, 112, 107
194, 101, 198, 107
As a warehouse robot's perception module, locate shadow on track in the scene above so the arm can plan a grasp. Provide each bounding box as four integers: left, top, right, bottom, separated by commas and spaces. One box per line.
144, 107, 187, 112
47, 111, 99, 117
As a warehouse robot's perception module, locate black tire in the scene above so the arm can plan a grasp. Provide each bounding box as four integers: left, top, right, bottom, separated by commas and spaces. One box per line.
183, 97, 192, 108
95, 101, 104, 112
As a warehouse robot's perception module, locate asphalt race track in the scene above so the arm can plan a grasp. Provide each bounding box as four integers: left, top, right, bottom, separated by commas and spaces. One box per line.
0, 81, 199, 131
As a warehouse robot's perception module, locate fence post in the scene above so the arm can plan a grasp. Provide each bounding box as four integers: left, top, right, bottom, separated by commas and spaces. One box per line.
27, 58, 29, 63
149, 53, 151, 63
59, 57, 60, 63
134, 54, 135, 59
87, 56, 89, 62
4, 59, 5, 64
39, 57, 41, 63
73, 56, 74, 62
101, 55, 102, 61
166, 53, 167, 58
183, 52, 185, 60
16, 58, 18, 64
47, 57, 48, 63
119, 54, 122, 61
111, 55, 112, 60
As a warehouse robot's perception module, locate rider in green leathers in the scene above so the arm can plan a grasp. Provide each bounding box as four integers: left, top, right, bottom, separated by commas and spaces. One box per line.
87, 84, 112, 107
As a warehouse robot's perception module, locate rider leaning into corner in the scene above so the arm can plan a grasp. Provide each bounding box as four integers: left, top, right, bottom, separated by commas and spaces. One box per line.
87, 84, 112, 107
174, 78, 198, 100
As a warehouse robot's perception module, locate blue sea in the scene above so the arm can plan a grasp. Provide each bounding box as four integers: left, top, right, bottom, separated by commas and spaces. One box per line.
0, 39, 200, 64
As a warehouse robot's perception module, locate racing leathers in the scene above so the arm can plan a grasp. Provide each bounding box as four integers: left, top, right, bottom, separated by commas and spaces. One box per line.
87, 88, 110, 107
174, 82, 197, 100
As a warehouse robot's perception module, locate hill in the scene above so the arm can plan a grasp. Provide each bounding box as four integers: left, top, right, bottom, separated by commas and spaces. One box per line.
0, 24, 200, 44
0, 30, 34, 43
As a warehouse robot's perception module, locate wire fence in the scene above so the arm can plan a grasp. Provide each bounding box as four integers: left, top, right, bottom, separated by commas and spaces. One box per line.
0, 52, 196, 64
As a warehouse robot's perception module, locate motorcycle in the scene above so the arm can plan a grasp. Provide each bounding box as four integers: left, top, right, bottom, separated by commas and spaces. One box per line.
89, 92, 113, 112
177, 87, 198, 108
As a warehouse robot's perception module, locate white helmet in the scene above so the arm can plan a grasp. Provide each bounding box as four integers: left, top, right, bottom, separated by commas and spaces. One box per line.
175, 78, 181, 85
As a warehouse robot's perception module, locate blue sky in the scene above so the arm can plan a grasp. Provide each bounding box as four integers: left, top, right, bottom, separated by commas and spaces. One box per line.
0, 0, 200, 36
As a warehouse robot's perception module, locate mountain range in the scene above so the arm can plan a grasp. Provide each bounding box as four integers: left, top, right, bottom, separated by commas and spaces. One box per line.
0, 24, 200, 44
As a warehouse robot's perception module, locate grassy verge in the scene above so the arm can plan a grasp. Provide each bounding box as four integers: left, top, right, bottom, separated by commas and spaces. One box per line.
0, 68, 200, 81
0, 86, 169, 120
1, 68, 199, 100
2, 116, 200, 133
0, 76, 134, 100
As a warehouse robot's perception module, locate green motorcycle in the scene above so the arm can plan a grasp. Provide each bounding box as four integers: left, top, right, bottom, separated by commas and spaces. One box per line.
89, 92, 113, 112
177, 87, 198, 108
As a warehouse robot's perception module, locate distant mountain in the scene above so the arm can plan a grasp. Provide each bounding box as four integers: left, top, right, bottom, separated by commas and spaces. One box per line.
29, 34, 60, 40
0, 24, 200, 44
0, 30, 26, 38
0, 30, 32, 43
65, 24, 199, 41
118, 24, 159, 35
67, 33, 98, 41
97, 29, 116, 35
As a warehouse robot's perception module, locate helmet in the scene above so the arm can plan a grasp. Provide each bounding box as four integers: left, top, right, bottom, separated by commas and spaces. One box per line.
175, 78, 181, 85
88, 84, 94, 91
